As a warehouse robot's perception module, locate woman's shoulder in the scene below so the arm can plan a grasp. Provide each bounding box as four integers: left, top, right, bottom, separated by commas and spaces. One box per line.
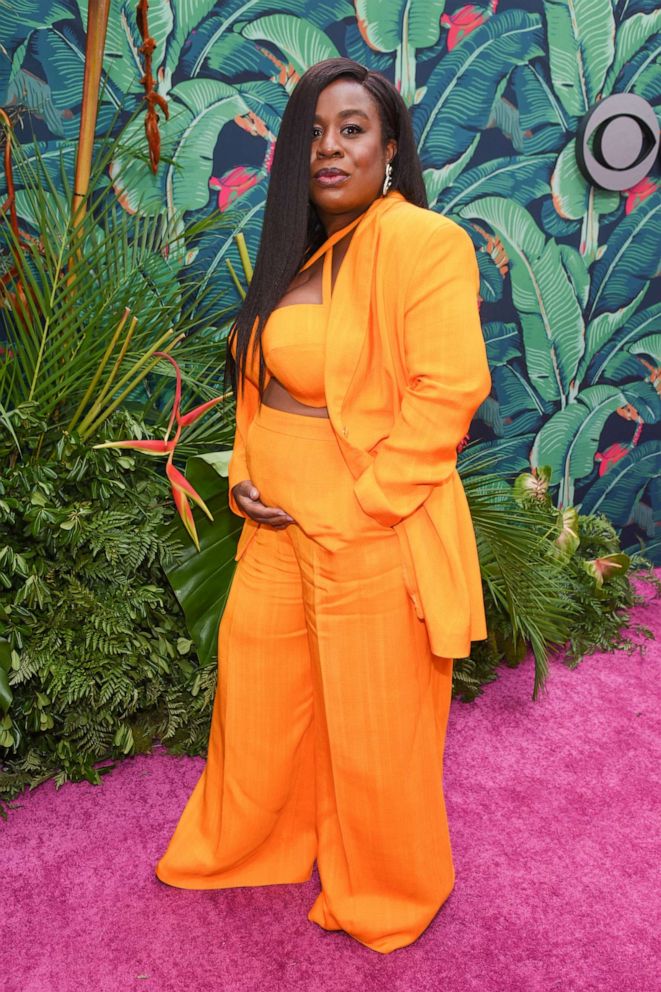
377, 197, 468, 255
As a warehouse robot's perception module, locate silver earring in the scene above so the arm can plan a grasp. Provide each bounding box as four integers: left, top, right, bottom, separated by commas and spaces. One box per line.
382, 161, 393, 195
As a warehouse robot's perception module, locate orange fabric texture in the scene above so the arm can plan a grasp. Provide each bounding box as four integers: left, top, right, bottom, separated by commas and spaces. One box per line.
260, 245, 334, 406
228, 190, 492, 659
155, 404, 456, 954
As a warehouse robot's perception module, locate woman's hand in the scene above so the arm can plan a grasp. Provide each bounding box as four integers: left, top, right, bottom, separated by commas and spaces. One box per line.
231, 480, 295, 529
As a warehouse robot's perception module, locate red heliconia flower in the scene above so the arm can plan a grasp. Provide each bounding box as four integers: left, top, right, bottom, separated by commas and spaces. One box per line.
441, 5, 485, 49
93, 438, 177, 456
441, 1, 498, 50
179, 395, 224, 428
93, 351, 227, 549
209, 167, 261, 212
594, 442, 630, 477
623, 177, 657, 215
171, 480, 201, 551
165, 458, 213, 522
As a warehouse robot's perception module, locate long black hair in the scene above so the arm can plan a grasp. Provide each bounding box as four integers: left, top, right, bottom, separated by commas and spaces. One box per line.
223, 57, 428, 405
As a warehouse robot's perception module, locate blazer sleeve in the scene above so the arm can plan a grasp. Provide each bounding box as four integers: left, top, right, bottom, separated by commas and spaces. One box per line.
227, 355, 261, 519
352, 220, 491, 528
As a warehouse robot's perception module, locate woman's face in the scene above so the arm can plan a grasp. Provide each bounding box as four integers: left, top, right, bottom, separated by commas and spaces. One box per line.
308, 78, 397, 235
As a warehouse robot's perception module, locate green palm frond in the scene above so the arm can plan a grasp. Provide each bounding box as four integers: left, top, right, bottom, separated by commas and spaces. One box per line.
462, 467, 579, 699
0, 119, 235, 444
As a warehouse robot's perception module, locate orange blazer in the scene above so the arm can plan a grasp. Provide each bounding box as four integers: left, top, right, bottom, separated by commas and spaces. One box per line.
228, 189, 492, 659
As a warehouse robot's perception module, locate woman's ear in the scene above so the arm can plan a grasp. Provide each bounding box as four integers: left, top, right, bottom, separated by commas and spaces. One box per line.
387, 139, 398, 164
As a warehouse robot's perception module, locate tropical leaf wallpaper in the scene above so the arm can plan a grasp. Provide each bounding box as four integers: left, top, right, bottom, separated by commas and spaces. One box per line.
1, 0, 659, 561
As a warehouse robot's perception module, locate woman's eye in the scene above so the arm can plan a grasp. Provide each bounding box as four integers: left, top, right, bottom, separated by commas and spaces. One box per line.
311, 125, 363, 137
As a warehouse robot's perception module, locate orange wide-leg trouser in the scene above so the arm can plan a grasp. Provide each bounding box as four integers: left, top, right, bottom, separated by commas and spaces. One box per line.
155, 403, 456, 954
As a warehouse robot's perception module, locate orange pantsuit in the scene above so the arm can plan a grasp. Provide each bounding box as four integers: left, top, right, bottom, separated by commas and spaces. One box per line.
155, 191, 492, 954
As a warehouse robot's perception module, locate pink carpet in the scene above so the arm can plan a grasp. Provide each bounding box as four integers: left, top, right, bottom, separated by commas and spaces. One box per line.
3, 573, 659, 992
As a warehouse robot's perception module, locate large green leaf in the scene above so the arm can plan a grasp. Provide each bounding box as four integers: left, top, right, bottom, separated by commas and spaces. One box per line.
161, 456, 243, 668
0, 1, 72, 49
164, 0, 218, 80
239, 14, 340, 74
530, 385, 626, 486
438, 154, 555, 214
344, 19, 395, 73
423, 138, 479, 208
181, 0, 348, 78
482, 322, 522, 366
459, 197, 585, 405
0, 639, 13, 715
615, 33, 660, 99
580, 442, 661, 523
511, 63, 575, 155
544, 0, 615, 116
492, 365, 548, 421
110, 79, 249, 215
550, 139, 619, 220
2, 67, 72, 137
412, 10, 543, 167
459, 436, 533, 477
587, 305, 661, 386
76, 0, 174, 94
586, 195, 660, 326
355, 0, 444, 51
604, 9, 661, 94
354, 0, 445, 104
620, 381, 661, 424
629, 334, 661, 363
33, 26, 124, 120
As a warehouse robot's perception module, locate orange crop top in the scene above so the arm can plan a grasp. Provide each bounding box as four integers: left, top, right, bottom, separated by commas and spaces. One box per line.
260, 246, 334, 407
230, 210, 366, 404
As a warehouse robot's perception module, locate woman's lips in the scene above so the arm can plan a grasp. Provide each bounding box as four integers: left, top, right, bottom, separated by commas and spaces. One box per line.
314, 172, 349, 187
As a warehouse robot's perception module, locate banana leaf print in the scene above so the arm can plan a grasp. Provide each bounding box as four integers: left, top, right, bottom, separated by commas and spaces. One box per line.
550, 139, 620, 262
587, 306, 661, 387
412, 10, 544, 168
354, 0, 445, 106
581, 442, 661, 524
2, 0, 658, 565
459, 197, 586, 406
110, 80, 250, 215
580, 195, 661, 377
239, 14, 341, 74
76, 0, 174, 95
437, 154, 556, 213
603, 8, 661, 93
531, 384, 628, 504
178, 1, 350, 80
544, 0, 615, 116
511, 62, 575, 155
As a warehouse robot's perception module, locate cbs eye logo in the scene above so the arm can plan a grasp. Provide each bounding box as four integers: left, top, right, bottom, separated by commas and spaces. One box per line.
576, 93, 659, 191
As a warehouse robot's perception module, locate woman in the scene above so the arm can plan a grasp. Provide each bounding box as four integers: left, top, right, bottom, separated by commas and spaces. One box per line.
156, 57, 491, 955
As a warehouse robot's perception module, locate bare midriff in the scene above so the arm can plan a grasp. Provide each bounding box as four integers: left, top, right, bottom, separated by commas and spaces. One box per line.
262, 377, 330, 417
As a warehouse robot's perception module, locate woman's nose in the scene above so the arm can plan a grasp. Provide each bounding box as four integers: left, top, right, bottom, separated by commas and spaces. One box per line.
317, 129, 341, 156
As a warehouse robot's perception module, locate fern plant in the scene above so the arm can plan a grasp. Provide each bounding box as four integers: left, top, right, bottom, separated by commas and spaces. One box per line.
0, 406, 216, 815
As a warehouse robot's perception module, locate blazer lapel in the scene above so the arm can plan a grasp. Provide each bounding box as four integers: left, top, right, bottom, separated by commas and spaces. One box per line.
299, 191, 405, 417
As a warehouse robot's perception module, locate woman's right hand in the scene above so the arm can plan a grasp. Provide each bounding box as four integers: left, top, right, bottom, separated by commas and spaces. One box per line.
231, 480, 295, 529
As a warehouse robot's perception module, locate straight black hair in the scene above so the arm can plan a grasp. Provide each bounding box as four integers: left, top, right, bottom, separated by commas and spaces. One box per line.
223, 57, 428, 406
